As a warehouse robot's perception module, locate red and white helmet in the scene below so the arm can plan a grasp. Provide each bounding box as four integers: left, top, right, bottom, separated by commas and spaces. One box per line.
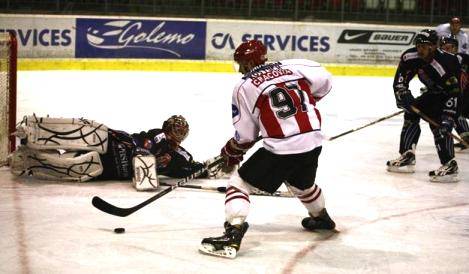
234, 40, 267, 66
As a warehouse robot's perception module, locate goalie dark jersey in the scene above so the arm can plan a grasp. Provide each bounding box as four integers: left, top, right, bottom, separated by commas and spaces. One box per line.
98, 128, 202, 180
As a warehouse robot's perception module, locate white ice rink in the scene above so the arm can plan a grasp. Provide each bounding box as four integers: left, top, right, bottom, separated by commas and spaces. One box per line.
1, 70, 468, 273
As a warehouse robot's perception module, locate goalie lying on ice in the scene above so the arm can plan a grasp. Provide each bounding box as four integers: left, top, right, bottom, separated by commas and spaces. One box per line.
8, 114, 207, 190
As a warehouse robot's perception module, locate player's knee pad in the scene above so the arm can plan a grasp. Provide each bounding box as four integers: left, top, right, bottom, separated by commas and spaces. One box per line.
225, 171, 256, 225
286, 183, 325, 216
9, 146, 103, 182
402, 119, 421, 134
400, 119, 421, 153
132, 154, 158, 191
15, 115, 108, 154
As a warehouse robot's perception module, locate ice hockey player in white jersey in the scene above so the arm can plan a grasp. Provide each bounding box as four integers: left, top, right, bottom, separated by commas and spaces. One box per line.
199, 40, 336, 259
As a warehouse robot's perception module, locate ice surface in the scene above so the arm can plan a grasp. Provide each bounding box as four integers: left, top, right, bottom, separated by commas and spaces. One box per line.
0, 71, 467, 274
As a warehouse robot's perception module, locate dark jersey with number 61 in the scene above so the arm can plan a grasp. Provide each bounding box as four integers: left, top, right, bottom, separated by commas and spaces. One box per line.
394, 47, 461, 96
393, 47, 462, 117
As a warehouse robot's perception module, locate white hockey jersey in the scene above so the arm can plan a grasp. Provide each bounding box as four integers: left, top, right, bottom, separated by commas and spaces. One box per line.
435, 23, 469, 54
231, 59, 332, 155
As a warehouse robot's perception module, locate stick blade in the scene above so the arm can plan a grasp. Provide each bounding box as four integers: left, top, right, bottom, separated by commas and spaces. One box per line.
92, 196, 131, 217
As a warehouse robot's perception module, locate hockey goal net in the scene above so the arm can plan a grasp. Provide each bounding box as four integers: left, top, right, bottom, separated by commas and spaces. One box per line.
0, 32, 17, 166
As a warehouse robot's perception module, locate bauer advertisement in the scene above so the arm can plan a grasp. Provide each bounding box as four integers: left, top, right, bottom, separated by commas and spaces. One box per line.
206, 20, 421, 65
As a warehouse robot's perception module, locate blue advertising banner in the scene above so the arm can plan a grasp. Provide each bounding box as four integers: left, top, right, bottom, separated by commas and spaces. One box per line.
76, 18, 206, 59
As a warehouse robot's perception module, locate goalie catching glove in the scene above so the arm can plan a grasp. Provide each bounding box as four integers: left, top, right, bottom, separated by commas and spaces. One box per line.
220, 138, 255, 172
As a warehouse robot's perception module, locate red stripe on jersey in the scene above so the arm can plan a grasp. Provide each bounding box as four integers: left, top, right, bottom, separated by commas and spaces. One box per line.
298, 79, 321, 127
257, 94, 285, 138
289, 87, 313, 133
298, 79, 316, 106
314, 108, 322, 126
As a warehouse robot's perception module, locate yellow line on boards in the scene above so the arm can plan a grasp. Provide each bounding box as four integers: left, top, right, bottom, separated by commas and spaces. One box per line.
18, 59, 396, 77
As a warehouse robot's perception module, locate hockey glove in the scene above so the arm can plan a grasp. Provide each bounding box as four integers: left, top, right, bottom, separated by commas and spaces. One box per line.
220, 138, 255, 171
439, 115, 454, 136
156, 153, 172, 168
394, 89, 414, 110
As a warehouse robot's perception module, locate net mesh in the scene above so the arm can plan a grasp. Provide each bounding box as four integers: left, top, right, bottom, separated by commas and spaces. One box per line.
0, 33, 14, 166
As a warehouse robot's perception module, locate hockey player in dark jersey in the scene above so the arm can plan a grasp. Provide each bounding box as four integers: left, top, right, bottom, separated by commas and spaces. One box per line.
386, 29, 462, 182
438, 34, 469, 150
9, 114, 205, 185
98, 115, 204, 180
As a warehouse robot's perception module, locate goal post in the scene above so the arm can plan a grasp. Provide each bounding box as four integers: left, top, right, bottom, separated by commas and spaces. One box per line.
0, 32, 17, 166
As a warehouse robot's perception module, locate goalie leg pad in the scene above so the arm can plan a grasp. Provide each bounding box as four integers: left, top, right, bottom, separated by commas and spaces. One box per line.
9, 146, 103, 182
132, 154, 159, 191
16, 115, 109, 154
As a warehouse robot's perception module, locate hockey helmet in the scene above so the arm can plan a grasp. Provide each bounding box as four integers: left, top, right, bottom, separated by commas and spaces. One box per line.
234, 40, 267, 66
162, 115, 189, 143
414, 29, 438, 45
439, 34, 459, 48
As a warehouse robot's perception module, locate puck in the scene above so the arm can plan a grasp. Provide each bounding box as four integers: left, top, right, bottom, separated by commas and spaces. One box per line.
114, 227, 125, 234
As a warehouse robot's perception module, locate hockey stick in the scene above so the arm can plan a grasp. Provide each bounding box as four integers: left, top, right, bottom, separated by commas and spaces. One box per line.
159, 182, 295, 198
410, 106, 469, 147
328, 110, 404, 141
91, 156, 224, 217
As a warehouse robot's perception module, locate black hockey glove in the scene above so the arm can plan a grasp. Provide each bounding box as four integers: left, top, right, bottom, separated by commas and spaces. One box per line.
439, 115, 454, 136
394, 89, 414, 110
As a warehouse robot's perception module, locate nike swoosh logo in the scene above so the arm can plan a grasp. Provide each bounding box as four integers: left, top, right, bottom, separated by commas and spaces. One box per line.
343, 32, 368, 40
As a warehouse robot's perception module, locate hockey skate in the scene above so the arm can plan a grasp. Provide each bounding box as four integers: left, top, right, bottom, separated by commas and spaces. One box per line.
429, 159, 459, 183
386, 150, 416, 173
199, 222, 249, 259
302, 208, 336, 231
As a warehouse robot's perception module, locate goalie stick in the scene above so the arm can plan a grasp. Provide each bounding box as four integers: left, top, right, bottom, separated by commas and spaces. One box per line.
91, 156, 223, 217
159, 182, 295, 198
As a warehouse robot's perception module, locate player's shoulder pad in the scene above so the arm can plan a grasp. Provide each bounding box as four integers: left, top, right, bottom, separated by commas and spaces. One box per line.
439, 49, 460, 64
401, 47, 419, 62
280, 59, 321, 67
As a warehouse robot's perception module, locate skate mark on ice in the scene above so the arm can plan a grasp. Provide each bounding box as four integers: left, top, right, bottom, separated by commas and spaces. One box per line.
12, 180, 32, 274
281, 202, 469, 274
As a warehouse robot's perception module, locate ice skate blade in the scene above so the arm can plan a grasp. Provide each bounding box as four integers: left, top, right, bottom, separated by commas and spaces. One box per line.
429, 174, 459, 183
199, 243, 237, 259
386, 165, 415, 173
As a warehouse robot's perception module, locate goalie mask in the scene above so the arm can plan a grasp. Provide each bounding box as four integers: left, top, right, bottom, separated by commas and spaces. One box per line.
162, 115, 189, 143
234, 40, 267, 67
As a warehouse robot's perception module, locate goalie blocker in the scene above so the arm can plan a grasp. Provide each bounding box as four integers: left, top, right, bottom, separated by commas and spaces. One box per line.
132, 154, 159, 191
